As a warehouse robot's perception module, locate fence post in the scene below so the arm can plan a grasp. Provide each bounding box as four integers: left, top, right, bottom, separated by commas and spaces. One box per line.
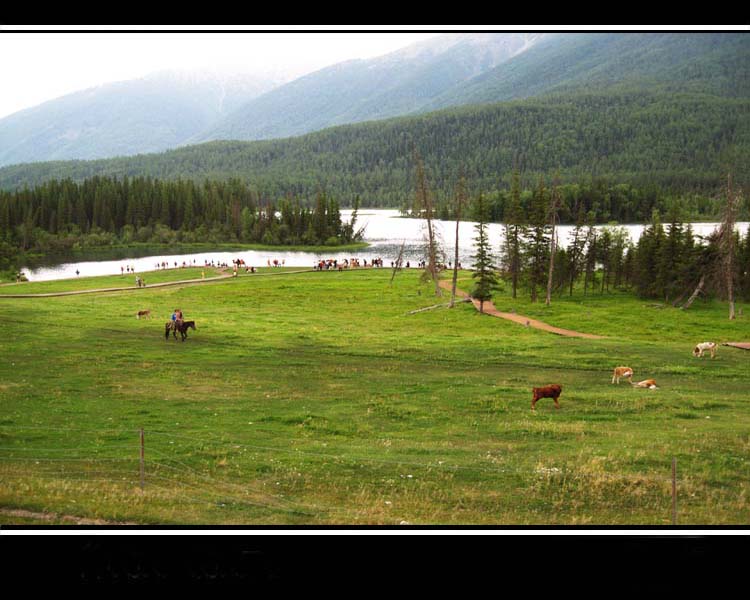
672, 457, 677, 525
140, 428, 145, 491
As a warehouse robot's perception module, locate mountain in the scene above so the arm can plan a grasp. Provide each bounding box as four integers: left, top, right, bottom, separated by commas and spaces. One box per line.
1, 32, 747, 202
421, 32, 750, 110
1, 89, 746, 204
191, 33, 547, 143
0, 68, 287, 168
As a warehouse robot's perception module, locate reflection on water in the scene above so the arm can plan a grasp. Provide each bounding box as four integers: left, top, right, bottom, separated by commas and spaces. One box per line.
19, 209, 749, 281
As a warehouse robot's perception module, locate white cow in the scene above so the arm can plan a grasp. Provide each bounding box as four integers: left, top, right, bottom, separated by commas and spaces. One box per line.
693, 342, 717, 358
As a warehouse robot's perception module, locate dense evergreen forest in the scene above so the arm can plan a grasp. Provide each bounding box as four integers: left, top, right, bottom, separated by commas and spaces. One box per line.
470, 173, 750, 308
0, 176, 363, 275
0, 90, 747, 213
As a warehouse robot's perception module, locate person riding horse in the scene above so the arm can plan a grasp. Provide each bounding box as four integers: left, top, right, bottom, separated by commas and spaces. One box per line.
166, 319, 196, 341
166, 309, 194, 341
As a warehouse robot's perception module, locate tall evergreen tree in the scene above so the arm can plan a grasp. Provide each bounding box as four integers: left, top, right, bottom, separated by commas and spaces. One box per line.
471, 192, 500, 314
524, 177, 551, 302
499, 169, 526, 299
566, 201, 588, 296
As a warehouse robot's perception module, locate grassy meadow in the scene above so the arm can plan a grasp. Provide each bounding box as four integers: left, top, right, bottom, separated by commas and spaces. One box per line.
0, 267, 225, 295
0, 266, 749, 525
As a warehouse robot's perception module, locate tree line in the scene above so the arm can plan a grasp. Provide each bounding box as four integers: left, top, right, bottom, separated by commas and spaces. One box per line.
464, 171, 750, 316
0, 176, 363, 276
1, 89, 747, 212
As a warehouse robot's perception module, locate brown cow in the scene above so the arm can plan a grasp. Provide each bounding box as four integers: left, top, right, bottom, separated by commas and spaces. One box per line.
532, 384, 562, 410
611, 366, 634, 384
632, 379, 658, 389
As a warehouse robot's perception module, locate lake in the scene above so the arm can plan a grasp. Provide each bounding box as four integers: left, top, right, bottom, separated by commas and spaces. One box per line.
19, 209, 750, 281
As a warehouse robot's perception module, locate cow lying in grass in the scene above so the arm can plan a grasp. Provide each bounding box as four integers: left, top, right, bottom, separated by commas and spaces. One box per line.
632, 379, 658, 389
612, 366, 634, 384
693, 342, 717, 358
531, 384, 562, 410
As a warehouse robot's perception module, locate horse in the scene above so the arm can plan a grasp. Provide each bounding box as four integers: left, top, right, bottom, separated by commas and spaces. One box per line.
165, 320, 196, 342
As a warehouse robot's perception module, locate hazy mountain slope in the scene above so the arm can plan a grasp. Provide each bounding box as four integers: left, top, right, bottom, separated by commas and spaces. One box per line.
193, 33, 546, 142
0, 69, 284, 168
422, 32, 750, 111
1, 90, 746, 203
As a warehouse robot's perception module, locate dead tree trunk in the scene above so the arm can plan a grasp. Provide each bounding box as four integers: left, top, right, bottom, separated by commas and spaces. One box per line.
545, 181, 560, 306
450, 175, 466, 308
681, 274, 706, 310
720, 174, 740, 320
413, 150, 442, 297
390, 239, 406, 286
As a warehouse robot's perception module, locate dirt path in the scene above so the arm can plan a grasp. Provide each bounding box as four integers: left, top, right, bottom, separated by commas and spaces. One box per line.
0, 507, 137, 526
0, 268, 316, 298
438, 280, 606, 339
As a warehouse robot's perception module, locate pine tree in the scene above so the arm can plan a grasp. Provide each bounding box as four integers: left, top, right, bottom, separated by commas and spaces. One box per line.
471, 193, 500, 314
499, 169, 526, 299
656, 203, 685, 302
566, 202, 587, 296
634, 209, 665, 298
524, 177, 551, 303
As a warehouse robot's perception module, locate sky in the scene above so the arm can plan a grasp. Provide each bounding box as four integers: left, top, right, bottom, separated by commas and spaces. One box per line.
0, 25, 743, 120
0, 27, 445, 119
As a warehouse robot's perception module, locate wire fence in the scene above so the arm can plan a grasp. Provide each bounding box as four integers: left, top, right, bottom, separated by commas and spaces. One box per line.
0, 423, 700, 524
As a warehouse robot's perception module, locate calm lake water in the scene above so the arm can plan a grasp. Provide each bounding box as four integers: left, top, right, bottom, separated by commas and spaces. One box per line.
20, 209, 750, 281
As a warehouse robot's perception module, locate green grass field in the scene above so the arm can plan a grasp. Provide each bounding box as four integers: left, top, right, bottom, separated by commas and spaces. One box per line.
0, 267, 225, 295
1, 267, 748, 526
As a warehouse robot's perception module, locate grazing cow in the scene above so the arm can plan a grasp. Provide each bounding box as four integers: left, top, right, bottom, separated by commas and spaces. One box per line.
136, 310, 151, 319
693, 342, 717, 358
632, 379, 658, 389
612, 366, 634, 384
531, 384, 562, 410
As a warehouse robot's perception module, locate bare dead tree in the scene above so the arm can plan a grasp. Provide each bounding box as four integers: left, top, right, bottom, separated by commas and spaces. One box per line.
680, 274, 706, 310
545, 177, 561, 306
718, 173, 741, 320
390, 239, 406, 286
413, 148, 442, 297
450, 173, 467, 308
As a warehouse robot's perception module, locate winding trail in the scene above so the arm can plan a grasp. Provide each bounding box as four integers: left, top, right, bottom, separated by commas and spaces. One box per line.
437, 279, 606, 339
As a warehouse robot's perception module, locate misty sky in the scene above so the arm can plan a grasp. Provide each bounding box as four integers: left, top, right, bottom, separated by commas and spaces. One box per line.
0, 25, 739, 120
0, 27, 445, 119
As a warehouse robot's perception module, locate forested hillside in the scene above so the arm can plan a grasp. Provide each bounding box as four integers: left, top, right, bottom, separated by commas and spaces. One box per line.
423, 32, 750, 111
1, 90, 747, 213
194, 33, 545, 143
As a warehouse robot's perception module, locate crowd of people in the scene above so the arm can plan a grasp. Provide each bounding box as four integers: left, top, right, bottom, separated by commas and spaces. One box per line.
314, 257, 386, 271
112, 254, 463, 282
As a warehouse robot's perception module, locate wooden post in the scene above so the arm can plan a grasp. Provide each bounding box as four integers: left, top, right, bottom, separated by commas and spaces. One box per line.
140, 428, 145, 491
672, 458, 677, 525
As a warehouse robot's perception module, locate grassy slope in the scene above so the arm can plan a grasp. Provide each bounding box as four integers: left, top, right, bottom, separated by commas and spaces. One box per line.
0, 268, 748, 525
0, 267, 224, 295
